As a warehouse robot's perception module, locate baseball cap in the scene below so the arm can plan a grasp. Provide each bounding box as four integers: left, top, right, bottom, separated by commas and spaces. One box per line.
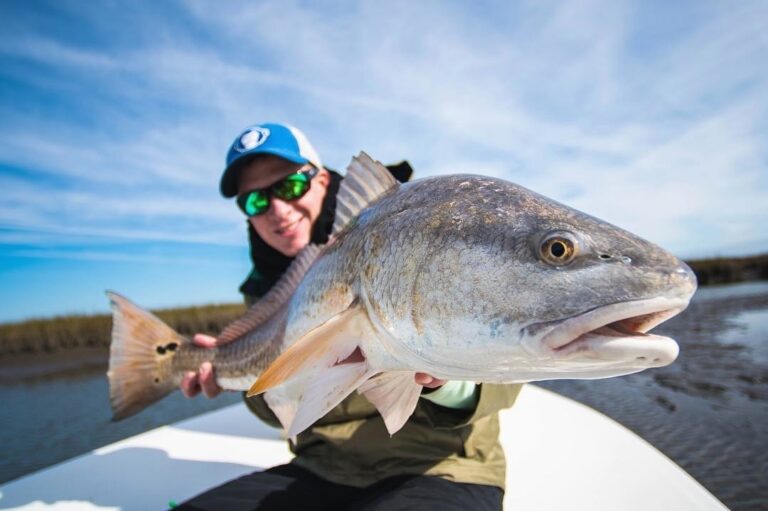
220, 123, 324, 198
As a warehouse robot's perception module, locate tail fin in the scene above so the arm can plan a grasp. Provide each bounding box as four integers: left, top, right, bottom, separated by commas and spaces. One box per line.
106, 291, 187, 420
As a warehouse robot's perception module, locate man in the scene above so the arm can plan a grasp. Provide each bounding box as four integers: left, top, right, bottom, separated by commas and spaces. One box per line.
178, 123, 522, 510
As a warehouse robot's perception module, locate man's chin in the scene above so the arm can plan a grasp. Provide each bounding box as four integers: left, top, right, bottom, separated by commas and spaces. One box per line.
276, 236, 309, 257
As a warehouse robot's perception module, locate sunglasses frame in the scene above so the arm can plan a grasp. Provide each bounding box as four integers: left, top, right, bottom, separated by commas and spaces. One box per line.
236, 166, 319, 217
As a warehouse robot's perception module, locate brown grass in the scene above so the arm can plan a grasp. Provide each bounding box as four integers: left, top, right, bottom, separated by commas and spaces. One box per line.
687, 253, 768, 286
0, 302, 245, 359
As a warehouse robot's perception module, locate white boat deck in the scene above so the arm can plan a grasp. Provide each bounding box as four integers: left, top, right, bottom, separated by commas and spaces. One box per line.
0, 385, 728, 510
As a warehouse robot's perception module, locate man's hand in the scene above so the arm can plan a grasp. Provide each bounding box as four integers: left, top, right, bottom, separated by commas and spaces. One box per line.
180, 334, 226, 399
415, 373, 446, 389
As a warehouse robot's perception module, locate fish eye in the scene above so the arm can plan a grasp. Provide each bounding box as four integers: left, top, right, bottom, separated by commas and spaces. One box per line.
539, 232, 579, 266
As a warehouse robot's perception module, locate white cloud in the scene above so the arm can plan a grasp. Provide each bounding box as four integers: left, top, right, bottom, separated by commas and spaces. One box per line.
1, 0, 766, 261
11, 247, 242, 266
0, 34, 118, 69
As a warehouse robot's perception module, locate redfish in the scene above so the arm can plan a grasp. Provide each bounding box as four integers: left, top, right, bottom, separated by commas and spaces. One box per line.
107, 153, 696, 437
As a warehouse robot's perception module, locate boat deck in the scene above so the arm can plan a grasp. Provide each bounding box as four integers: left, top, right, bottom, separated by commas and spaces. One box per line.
0, 385, 728, 510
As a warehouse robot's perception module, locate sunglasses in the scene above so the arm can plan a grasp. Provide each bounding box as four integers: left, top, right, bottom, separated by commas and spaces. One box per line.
236, 166, 319, 217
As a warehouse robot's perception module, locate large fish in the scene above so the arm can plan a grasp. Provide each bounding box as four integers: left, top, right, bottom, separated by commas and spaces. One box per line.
107, 153, 696, 437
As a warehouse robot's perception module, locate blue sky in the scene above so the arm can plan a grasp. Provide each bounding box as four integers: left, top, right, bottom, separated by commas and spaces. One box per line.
1, 0, 767, 323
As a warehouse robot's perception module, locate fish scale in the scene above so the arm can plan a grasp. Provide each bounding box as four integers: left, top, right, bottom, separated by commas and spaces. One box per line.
107, 152, 696, 436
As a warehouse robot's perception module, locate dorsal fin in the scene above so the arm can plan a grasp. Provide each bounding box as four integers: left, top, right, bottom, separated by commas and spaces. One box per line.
332, 152, 399, 235
217, 244, 321, 343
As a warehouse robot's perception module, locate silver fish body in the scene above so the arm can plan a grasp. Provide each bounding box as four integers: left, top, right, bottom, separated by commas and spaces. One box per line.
279, 175, 694, 381
107, 154, 695, 434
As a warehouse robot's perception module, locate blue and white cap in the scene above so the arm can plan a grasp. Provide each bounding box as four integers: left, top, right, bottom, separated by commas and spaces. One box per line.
220, 123, 323, 197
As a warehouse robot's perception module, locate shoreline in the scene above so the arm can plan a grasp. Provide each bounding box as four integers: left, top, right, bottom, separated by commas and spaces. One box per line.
0, 302, 245, 361
0, 348, 108, 383
687, 253, 768, 286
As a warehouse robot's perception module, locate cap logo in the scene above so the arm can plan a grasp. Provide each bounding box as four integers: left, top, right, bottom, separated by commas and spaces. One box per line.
235, 127, 270, 152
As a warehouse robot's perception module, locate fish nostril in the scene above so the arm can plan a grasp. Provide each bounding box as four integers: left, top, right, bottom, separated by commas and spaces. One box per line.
673, 264, 697, 284
597, 253, 631, 263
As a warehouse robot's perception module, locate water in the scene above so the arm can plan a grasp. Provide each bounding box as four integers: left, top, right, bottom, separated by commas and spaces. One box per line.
0, 369, 241, 486
2, 282, 768, 510
718, 309, 768, 364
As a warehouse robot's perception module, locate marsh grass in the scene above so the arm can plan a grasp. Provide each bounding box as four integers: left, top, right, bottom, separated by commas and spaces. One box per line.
0, 303, 245, 359
688, 254, 768, 286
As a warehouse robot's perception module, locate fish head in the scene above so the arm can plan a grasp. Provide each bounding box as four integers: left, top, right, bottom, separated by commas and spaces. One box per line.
513, 225, 696, 379
385, 176, 697, 381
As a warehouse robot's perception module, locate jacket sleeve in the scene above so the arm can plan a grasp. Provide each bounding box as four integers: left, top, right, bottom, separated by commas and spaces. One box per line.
423, 383, 524, 430
421, 380, 478, 410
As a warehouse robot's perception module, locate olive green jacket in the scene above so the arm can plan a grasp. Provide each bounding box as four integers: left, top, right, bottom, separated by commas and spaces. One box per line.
245, 383, 522, 489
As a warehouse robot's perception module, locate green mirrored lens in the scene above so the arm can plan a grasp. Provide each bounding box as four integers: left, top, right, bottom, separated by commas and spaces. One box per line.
273, 173, 310, 200
243, 191, 269, 216
237, 170, 314, 217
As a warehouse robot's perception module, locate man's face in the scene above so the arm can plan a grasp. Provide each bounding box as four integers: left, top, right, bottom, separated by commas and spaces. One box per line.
237, 155, 329, 257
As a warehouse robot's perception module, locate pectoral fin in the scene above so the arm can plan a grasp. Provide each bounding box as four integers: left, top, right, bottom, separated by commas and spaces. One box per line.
247, 300, 371, 396
287, 362, 375, 437
250, 302, 377, 436
263, 380, 303, 433
358, 371, 422, 435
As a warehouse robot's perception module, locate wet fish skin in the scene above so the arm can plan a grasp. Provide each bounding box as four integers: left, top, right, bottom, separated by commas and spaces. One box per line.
108, 153, 696, 433
280, 174, 695, 385
246, 158, 694, 435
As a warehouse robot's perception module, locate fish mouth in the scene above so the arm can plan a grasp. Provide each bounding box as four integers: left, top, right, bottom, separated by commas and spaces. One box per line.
537, 297, 689, 366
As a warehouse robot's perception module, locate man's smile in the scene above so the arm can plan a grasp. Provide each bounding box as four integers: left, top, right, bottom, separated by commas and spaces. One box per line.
275, 217, 302, 236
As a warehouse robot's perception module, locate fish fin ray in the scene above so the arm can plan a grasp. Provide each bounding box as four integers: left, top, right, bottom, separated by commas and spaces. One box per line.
358, 371, 421, 435
287, 363, 375, 437
218, 245, 322, 344
332, 152, 399, 235
106, 291, 186, 420
247, 301, 369, 396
